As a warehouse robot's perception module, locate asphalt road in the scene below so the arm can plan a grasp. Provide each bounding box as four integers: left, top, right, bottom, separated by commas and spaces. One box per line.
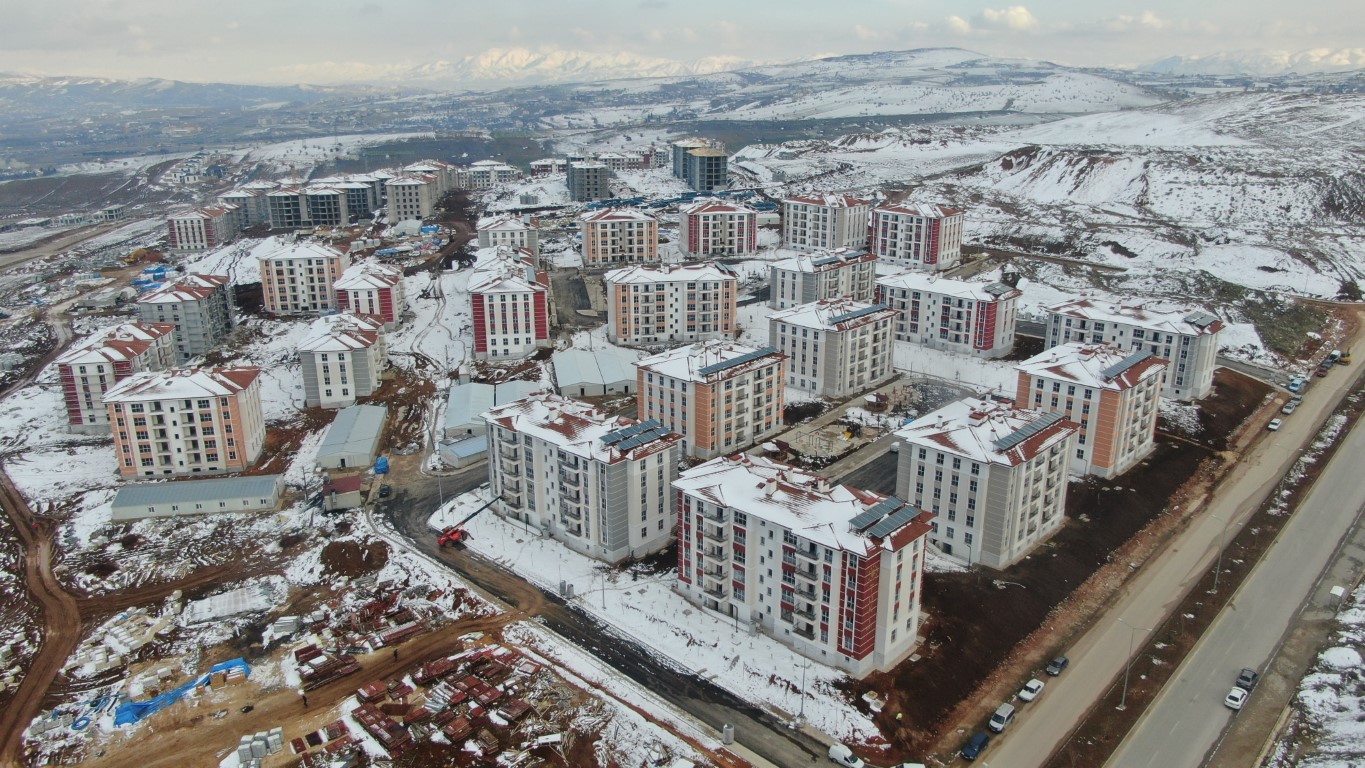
836, 450, 899, 496
1108, 394, 1365, 767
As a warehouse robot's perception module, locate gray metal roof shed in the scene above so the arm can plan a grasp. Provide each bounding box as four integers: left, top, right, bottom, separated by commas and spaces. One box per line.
111, 475, 284, 521
316, 404, 388, 470
553, 347, 638, 396
443, 380, 543, 438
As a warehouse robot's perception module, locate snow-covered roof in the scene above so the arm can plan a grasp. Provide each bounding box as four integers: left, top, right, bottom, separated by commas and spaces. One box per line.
256, 238, 345, 264
482, 392, 681, 465
137, 274, 230, 304
334, 260, 402, 291
680, 198, 756, 216
770, 248, 875, 274
783, 194, 872, 209
1015, 342, 1168, 391
102, 366, 261, 402
296, 313, 384, 353
579, 208, 656, 224
604, 261, 737, 286
876, 272, 1021, 302
895, 397, 1078, 467
552, 347, 639, 389
56, 322, 177, 367
444, 380, 545, 431
872, 202, 963, 219
673, 454, 933, 554
1045, 299, 1224, 336
168, 206, 235, 221
467, 247, 543, 294
477, 214, 533, 232
770, 298, 898, 332
635, 341, 784, 383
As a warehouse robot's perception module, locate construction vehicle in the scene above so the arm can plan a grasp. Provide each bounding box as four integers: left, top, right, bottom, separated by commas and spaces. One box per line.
437, 497, 497, 547
1341, 349, 1352, 365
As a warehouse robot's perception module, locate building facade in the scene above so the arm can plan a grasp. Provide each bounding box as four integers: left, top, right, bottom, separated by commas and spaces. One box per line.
875, 273, 1020, 358
566, 161, 611, 202
682, 148, 728, 193
104, 367, 266, 478
635, 341, 786, 460
56, 322, 178, 434
679, 199, 757, 258
605, 262, 738, 346
770, 298, 898, 398
386, 176, 439, 222
1043, 299, 1223, 401
297, 314, 388, 409
781, 195, 873, 252
476, 215, 540, 255
482, 393, 684, 564
894, 397, 1078, 567
166, 206, 240, 252
869, 203, 965, 271
1015, 343, 1168, 478
468, 248, 552, 359
334, 260, 406, 329
580, 208, 660, 266
136, 274, 234, 362
768, 249, 877, 310
673, 454, 934, 676
259, 239, 352, 316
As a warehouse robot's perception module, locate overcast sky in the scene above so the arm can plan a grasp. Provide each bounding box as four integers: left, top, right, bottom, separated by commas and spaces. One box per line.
0, 0, 1358, 84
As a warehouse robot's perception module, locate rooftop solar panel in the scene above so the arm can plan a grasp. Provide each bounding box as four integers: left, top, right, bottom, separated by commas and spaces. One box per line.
849, 497, 901, 532
697, 346, 780, 377
993, 411, 1065, 452
828, 304, 891, 326
1101, 350, 1154, 381
866, 506, 918, 539
600, 419, 662, 446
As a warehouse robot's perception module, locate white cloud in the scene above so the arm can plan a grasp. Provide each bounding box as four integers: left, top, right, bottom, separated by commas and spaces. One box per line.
1104, 11, 1169, 31
979, 6, 1040, 32
946, 15, 972, 35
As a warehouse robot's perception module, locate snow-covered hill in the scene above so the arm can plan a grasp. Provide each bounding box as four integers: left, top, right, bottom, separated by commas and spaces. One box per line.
1142, 48, 1365, 76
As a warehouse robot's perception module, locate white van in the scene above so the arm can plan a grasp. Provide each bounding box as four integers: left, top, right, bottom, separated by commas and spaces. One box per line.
988, 702, 1016, 733
828, 743, 866, 768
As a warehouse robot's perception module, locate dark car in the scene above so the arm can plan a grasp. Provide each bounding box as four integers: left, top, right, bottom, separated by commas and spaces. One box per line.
378, 484, 392, 498
1236, 667, 1260, 691
961, 731, 990, 761
1046, 656, 1070, 676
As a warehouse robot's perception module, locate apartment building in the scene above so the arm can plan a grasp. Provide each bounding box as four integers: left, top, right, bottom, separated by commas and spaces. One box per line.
673, 454, 934, 676
456, 160, 519, 189
781, 194, 873, 252
259, 239, 352, 316
1044, 299, 1223, 401
566, 161, 611, 202
682, 149, 728, 193
104, 366, 266, 478
57, 322, 178, 434
875, 273, 1021, 358
297, 313, 387, 409
605, 262, 738, 346
166, 206, 240, 252
770, 298, 898, 398
482, 392, 684, 564
386, 175, 439, 222
679, 199, 757, 258
1015, 343, 1168, 478
635, 341, 786, 460
403, 161, 460, 192
894, 397, 1078, 567
468, 248, 551, 359
580, 208, 659, 266
265, 188, 314, 230
768, 249, 877, 310
136, 274, 234, 362
869, 203, 965, 271
218, 183, 276, 229
670, 139, 711, 178
476, 215, 540, 255
530, 158, 568, 177
334, 260, 406, 329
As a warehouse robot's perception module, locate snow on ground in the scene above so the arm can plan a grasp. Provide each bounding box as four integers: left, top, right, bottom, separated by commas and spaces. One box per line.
178, 238, 267, 284
483, 177, 571, 212
0, 226, 75, 250
893, 341, 1016, 396
1273, 583, 1365, 768
229, 318, 313, 421
735, 302, 771, 347
1005, 109, 1250, 147
70, 218, 166, 254
387, 268, 475, 371
429, 491, 879, 744
232, 132, 436, 168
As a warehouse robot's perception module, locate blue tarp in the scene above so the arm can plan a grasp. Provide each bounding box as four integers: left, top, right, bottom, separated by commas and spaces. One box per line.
420, 225, 440, 233
374, 456, 389, 474
113, 658, 250, 726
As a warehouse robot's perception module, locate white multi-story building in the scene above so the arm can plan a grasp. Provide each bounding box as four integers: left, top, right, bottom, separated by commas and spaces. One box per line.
476, 215, 540, 255
770, 298, 898, 398
297, 314, 388, 409
768, 249, 877, 310
386, 175, 439, 222
605, 262, 738, 346
259, 238, 352, 316
333, 260, 406, 329
166, 206, 240, 252
456, 160, 520, 189
635, 341, 786, 460
781, 194, 873, 252
56, 322, 178, 434
1015, 343, 1168, 478
136, 274, 234, 362
482, 393, 683, 564
580, 208, 659, 266
678, 199, 757, 258
875, 273, 1021, 358
1043, 299, 1223, 401
869, 203, 965, 271
673, 454, 934, 676
894, 397, 1078, 567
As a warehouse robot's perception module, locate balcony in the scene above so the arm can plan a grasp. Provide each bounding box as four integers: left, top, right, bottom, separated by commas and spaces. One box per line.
703, 545, 728, 560
792, 604, 816, 621
565, 524, 583, 537
559, 471, 581, 488
497, 444, 520, 460
561, 490, 582, 504
794, 565, 820, 583
703, 584, 728, 599
501, 479, 522, 493
700, 507, 727, 523
702, 564, 728, 581
702, 526, 729, 543
559, 504, 582, 521
794, 546, 820, 562
498, 432, 519, 445
793, 624, 816, 640
794, 585, 817, 602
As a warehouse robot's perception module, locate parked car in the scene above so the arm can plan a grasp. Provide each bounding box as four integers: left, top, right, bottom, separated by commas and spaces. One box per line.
378, 484, 392, 498
961, 731, 991, 761
1267, 418, 1283, 431
1281, 401, 1298, 415
1019, 678, 1046, 702
1315, 366, 1330, 377
988, 703, 1016, 733
1224, 687, 1248, 710
1046, 656, 1070, 676
827, 743, 865, 768
1236, 667, 1260, 691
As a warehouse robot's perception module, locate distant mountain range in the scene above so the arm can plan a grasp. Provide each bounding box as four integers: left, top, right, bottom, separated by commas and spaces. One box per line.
1141, 48, 1365, 76
0, 73, 352, 115
394, 47, 771, 86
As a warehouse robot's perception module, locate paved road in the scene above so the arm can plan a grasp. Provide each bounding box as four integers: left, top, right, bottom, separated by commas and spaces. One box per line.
836, 449, 898, 496
980, 358, 1364, 767
1108, 391, 1365, 767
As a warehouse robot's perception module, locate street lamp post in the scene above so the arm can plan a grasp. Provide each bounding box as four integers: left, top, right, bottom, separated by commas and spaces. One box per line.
798, 661, 809, 723
1117, 617, 1153, 710
1211, 512, 1231, 593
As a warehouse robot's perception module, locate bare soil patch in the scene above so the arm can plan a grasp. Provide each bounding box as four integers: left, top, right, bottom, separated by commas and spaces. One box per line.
319, 539, 390, 579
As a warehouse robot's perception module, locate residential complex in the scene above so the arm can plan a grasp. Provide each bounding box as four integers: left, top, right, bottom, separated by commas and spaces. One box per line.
468, 248, 552, 359
579, 208, 660, 266
678, 199, 757, 258
56, 322, 178, 434
104, 366, 266, 478
781, 195, 873, 252
136, 274, 234, 362
605, 262, 738, 346
869, 203, 965, 271
768, 249, 877, 310
258, 239, 352, 316
894, 397, 1078, 567
672, 454, 934, 676
1044, 299, 1224, 401
482, 392, 684, 564
476, 215, 540, 255
769, 298, 898, 398
386, 176, 440, 223
1015, 343, 1168, 478
334, 260, 406, 329
635, 341, 786, 460
297, 314, 388, 409
455, 160, 520, 189
166, 206, 240, 252
875, 273, 1021, 358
